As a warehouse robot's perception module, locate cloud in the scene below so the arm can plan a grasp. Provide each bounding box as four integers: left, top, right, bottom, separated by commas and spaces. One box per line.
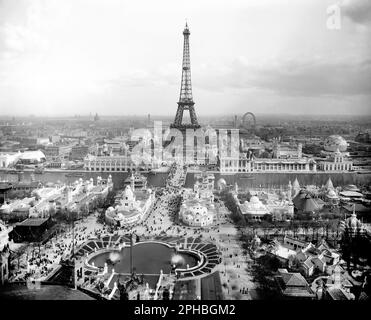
341, 0, 371, 25
194, 57, 371, 97
105, 56, 371, 99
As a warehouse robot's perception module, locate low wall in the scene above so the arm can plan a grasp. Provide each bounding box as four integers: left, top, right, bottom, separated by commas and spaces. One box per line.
83, 240, 206, 275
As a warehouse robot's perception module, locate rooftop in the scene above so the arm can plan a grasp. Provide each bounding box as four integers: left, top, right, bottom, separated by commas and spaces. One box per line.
16, 217, 49, 227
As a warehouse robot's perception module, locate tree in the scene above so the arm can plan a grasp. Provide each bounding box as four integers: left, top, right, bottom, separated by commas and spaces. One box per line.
162, 288, 170, 300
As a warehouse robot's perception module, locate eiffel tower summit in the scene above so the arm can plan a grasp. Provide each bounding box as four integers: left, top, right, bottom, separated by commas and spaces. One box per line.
170, 23, 201, 130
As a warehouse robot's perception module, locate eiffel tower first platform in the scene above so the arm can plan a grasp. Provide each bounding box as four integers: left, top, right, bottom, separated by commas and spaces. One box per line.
170, 23, 201, 131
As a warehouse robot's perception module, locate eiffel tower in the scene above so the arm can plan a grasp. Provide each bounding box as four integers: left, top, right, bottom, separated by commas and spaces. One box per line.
170, 23, 200, 130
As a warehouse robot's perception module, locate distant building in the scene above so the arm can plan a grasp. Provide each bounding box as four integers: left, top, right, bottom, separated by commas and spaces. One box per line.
9, 217, 51, 243
124, 172, 148, 190
179, 172, 216, 227
267, 237, 340, 278
0, 153, 19, 168
70, 145, 89, 160
219, 154, 317, 174
179, 197, 215, 227
43, 145, 60, 158
237, 195, 270, 222
318, 135, 353, 172
1, 177, 113, 221
105, 184, 154, 226
355, 131, 370, 144
84, 154, 134, 172
318, 149, 353, 172
0, 150, 46, 167
273, 142, 302, 159
267, 199, 294, 222
0, 197, 34, 221
43, 145, 72, 160
323, 135, 348, 152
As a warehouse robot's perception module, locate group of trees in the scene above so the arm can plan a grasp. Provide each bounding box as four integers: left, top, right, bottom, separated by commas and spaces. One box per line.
250, 255, 280, 299
219, 190, 246, 227
6, 189, 31, 200
340, 229, 371, 271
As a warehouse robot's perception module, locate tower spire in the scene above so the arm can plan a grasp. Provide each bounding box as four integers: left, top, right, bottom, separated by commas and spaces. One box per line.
171, 23, 200, 130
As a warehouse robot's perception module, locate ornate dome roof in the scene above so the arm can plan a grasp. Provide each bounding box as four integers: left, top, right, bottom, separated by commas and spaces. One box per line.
240, 195, 268, 215
324, 135, 348, 152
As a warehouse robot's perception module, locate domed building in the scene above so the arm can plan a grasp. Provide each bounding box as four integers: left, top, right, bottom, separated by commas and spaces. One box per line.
319, 135, 353, 172
238, 195, 270, 222
179, 198, 215, 227
340, 209, 365, 237
324, 135, 348, 152
293, 191, 324, 213
194, 172, 215, 199
179, 175, 216, 227
105, 185, 154, 227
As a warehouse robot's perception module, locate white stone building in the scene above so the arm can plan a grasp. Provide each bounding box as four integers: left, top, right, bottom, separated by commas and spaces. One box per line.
105, 185, 154, 226
220, 155, 317, 174
318, 149, 353, 172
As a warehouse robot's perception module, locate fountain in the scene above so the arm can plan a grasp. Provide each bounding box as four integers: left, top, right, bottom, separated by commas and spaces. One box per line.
171, 254, 185, 267
108, 251, 121, 265
88, 242, 199, 274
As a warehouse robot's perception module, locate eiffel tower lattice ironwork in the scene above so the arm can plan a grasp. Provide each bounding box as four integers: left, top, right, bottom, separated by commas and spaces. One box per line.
170, 23, 200, 130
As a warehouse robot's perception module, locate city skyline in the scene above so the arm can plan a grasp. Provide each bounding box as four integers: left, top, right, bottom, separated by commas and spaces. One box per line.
1, 0, 371, 305
0, 0, 370, 117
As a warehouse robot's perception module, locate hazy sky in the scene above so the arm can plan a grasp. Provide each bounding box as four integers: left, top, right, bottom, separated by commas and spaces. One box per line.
0, 0, 370, 116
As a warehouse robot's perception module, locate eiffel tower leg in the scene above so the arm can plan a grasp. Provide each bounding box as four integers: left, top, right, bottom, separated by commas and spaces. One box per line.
188, 106, 198, 126
174, 106, 184, 126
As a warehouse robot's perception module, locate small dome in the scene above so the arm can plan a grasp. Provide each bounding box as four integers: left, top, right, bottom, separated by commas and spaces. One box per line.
324, 135, 348, 152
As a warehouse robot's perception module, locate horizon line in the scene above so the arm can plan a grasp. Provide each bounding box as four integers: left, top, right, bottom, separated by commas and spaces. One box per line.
0, 113, 371, 118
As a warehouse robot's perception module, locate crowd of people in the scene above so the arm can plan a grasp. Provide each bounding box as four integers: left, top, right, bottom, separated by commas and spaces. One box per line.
9, 214, 107, 282
7, 163, 256, 300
